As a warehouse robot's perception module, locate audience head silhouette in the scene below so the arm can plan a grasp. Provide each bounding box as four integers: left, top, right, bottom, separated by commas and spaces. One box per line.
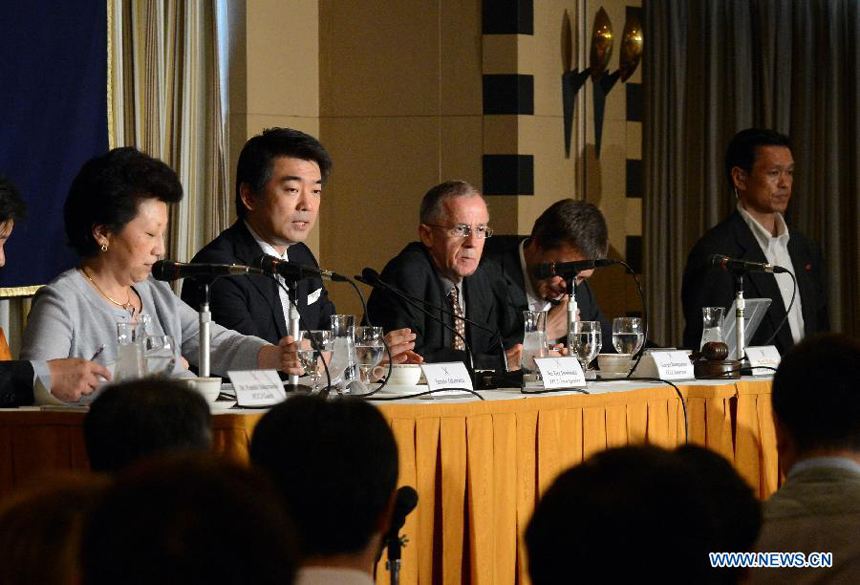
84, 379, 212, 472
526, 445, 760, 584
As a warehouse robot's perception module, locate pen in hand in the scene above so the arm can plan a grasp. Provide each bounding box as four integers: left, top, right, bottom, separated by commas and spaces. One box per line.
90, 345, 105, 361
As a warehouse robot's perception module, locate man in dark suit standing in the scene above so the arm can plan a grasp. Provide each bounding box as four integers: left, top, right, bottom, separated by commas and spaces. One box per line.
366, 181, 520, 371
0, 177, 110, 406
483, 199, 613, 347
181, 128, 417, 362
681, 128, 829, 353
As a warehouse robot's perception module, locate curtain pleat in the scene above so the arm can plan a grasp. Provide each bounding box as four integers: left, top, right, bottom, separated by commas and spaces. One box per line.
109, 0, 230, 280
644, 0, 859, 345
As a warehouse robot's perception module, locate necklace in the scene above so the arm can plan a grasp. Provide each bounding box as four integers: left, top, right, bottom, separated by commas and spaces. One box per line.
80, 267, 136, 317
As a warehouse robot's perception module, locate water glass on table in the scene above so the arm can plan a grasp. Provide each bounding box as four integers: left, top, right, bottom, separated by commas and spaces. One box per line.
570, 320, 602, 375
354, 326, 384, 383
116, 321, 146, 381
612, 317, 644, 355
298, 330, 334, 392
521, 310, 548, 381
144, 335, 176, 377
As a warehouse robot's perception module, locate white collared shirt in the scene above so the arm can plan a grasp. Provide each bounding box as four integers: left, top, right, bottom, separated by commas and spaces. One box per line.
518, 240, 552, 314
245, 221, 292, 333
737, 204, 804, 343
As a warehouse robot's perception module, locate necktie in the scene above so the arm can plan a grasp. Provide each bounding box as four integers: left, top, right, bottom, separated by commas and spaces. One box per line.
448, 287, 466, 350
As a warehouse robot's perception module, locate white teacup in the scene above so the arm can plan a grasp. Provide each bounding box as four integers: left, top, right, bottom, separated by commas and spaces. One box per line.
386, 364, 423, 386
180, 377, 222, 405
597, 353, 632, 376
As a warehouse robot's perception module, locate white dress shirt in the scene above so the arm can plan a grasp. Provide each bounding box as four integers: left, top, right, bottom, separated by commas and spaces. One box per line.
245, 221, 293, 334
737, 204, 804, 343
518, 240, 551, 314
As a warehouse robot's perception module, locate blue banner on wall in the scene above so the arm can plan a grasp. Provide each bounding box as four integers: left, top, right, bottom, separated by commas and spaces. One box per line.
0, 1, 109, 289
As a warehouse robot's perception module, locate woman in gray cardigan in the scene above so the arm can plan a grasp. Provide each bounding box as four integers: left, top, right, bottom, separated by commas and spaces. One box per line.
21, 148, 301, 400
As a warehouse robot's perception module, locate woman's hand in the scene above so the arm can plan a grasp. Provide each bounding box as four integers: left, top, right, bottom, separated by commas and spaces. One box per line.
257, 336, 304, 375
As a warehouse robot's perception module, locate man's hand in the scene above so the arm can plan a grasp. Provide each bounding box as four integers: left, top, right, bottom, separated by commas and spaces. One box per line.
47, 358, 111, 402
505, 344, 523, 371
546, 297, 571, 340
382, 328, 424, 365
258, 336, 304, 375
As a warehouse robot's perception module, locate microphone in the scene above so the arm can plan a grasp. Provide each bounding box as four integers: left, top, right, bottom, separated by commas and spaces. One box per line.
151, 260, 261, 281
708, 254, 789, 274
253, 254, 348, 282
534, 258, 615, 279
384, 486, 419, 570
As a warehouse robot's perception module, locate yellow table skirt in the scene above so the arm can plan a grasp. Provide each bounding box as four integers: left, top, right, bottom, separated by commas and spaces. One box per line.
0, 379, 778, 585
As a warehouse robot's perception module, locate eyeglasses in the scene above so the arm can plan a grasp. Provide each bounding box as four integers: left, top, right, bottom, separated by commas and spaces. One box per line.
425, 224, 494, 239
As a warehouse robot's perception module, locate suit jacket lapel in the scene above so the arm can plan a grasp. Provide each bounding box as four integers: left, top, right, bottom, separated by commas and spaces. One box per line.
787, 236, 815, 336
501, 245, 528, 312
231, 222, 290, 339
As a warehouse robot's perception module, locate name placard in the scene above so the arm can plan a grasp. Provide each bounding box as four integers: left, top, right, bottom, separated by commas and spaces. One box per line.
745, 346, 781, 375
534, 357, 586, 389
421, 362, 473, 396
631, 350, 695, 381
228, 370, 286, 407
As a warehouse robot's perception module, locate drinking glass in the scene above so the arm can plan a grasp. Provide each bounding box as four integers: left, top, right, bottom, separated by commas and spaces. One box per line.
570, 321, 602, 373
116, 321, 146, 381
700, 307, 725, 349
298, 330, 334, 392
612, 317, 644, 356
354, 326, 384, 383
521, 310, 548, 380
329, 314, 357, 393
144, 335, 176, 377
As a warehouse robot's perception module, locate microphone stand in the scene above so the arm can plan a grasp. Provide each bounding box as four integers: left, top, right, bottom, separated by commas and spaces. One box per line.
565, 273, 578, 340
199, 282, 211, 378
734, 272, 746, 362
284, 278, 302, 387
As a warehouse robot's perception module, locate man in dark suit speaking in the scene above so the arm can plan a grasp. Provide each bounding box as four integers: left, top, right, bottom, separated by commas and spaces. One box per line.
181, 128, 417, 363
0, 177, 110, 406
366, 181, 520, 371
182, 128, 336, 341
681, 128, 829, 353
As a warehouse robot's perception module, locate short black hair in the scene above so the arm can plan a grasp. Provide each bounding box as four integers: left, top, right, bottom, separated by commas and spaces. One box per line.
724, 128, 791, 190
250, 395, 398, 557
419, 180, 483, 225
84, 379, 212, 473
0, 176, 26, 224
64, 147, 183, 257
530, 199, 608, 258
525, 445, 760, 584
80, 455, 298, 585
235, 127, 333, 219
772, 333, 860, 454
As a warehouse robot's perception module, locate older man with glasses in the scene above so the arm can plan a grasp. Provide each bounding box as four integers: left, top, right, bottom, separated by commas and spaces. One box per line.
366, 181, 521, 371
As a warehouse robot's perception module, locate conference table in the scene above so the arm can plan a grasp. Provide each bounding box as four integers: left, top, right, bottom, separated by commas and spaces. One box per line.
0, 377, 778, 585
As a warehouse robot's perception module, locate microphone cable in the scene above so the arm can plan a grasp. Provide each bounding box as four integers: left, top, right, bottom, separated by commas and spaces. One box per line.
609, 259, 649, 380
760, 270, 797, 347
343, 276, 394, 398
632, 377, 688, 443
366, 387, 485, 402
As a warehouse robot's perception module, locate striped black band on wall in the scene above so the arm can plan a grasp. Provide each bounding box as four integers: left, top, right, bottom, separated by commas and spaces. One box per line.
483, 155, 534, 196
483, 74, 534, 115
625, 235, 643, 274
482, 0, 534, 35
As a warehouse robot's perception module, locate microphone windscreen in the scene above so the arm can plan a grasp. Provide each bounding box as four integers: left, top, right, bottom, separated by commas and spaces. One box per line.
151, 260, 178, 281
533, 263, 555, 279
361, 267, 381, 284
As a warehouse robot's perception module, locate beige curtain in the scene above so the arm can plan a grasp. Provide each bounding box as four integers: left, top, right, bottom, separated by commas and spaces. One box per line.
643, 0, 859, 345
108, 0, 231, 268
